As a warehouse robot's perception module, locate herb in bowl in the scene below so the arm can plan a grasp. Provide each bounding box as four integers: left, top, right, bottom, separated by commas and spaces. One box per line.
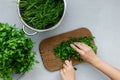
0, 23, 36, 80
54, 36, 97, 61
19, 0, 64, 29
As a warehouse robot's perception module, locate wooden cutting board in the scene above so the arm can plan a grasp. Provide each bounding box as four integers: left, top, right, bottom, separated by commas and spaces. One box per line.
39, 28, 95, 71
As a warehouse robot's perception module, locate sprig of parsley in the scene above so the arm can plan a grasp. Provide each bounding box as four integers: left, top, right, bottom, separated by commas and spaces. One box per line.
0, 23, 36, 80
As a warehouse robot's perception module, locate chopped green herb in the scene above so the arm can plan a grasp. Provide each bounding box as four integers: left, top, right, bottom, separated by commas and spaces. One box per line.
0, 23, 36, 80
19, 0, 64, 29
74, 67, 77, 71
54, 36, 97, 61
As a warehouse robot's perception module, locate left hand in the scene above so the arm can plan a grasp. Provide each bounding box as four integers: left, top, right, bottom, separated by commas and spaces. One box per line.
60, 60, 75, 80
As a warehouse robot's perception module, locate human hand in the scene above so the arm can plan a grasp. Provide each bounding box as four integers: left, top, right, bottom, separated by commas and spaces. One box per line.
70, 42, 98, 64
70, 42, 120, 80
60, 60, 75, 80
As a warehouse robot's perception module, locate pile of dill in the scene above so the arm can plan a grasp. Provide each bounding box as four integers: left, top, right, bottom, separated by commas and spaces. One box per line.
19, 0, 64, 29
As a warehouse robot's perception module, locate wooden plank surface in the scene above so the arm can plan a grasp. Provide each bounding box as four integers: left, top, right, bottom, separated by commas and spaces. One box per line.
39, 28, 95, 71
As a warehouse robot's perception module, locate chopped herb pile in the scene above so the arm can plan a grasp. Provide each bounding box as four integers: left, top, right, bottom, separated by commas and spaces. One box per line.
0, 23, 36, 80
19, 0, 64, 29
54, 36, 97, 61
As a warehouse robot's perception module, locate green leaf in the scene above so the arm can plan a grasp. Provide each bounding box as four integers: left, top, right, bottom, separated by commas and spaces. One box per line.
19, 0, 64, 29
0, 22, 37, 80
54, 36, 97, 61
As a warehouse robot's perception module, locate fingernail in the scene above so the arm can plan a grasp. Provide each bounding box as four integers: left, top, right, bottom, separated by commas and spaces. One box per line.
70, 44, 73, 46
65, 60, 69, 63
74, 42, 78, 45
73, 42, 77, 44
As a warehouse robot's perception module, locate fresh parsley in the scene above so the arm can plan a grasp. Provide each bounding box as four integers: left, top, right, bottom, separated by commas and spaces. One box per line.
0, 23, 36, 80
54, 36, 97, 61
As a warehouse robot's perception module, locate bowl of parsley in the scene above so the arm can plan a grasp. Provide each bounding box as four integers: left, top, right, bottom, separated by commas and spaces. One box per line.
17, 0, 66, 35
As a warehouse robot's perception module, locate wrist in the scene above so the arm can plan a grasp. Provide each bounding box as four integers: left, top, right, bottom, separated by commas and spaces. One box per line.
89, 56, 101, 66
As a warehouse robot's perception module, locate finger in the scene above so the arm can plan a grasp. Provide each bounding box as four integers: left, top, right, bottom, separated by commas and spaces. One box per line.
65, 60, 73, 66
63, 64, 67, 68
69, 60, 72, 65
60, 69, 64, 76
74, 42, 92, 52
80, 42, 91, 49
73, 42, 87, 51
79, 42, 92, 52
70, 44, 85, 55
65, 60, 70, 66
63, 68, 66, 72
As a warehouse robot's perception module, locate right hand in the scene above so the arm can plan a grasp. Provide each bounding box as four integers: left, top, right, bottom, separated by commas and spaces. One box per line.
70, 42, 97, 64
71, 42, 120, 80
